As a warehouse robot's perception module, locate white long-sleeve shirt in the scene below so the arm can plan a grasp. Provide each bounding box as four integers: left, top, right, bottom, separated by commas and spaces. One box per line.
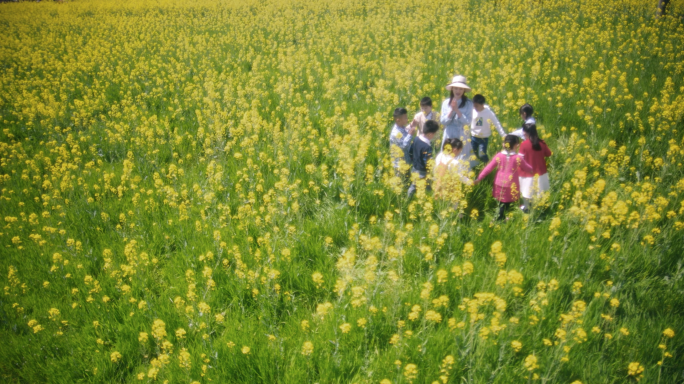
471, 105, 506, 138
510, 116, 536, 139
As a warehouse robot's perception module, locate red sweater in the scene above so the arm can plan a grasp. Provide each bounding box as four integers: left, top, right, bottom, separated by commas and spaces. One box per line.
518, 140, 551, 177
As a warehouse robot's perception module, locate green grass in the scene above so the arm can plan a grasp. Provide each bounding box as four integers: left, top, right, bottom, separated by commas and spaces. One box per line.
1, 0, 684, 383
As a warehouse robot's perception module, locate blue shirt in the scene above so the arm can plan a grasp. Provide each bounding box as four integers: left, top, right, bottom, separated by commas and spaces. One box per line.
389, 124, 413, 169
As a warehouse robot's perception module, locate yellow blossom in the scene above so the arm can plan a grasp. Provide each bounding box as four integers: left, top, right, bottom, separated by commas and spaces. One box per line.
110, 351, 122, 363
524, 354, 539, 371
301, 341, 314, 356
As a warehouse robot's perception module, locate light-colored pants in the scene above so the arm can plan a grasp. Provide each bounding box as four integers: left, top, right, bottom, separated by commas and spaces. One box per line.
519, 173, 550, 199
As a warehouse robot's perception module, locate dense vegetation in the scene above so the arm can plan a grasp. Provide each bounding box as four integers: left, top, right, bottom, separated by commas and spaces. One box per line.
1, 0, 683, 383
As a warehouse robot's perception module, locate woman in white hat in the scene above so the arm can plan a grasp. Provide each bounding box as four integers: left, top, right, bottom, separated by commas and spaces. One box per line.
440, 75, 475, 168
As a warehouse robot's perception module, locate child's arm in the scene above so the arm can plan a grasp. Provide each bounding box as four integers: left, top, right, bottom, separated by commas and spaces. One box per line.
457, 162, 473, 185
410, 112, 420, 130
407, 142, 415, 164
398, 130, 414, 150
476, 155, 499, 182
517, 154, 534, 174
543, 142, 552, 157
490, 111, 507, 137
421, 147, 433, 170
509, 128, 525, 139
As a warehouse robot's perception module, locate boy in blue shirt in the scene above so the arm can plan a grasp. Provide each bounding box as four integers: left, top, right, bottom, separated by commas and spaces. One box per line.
389, 107, 416, 177
407, 120, 439, 199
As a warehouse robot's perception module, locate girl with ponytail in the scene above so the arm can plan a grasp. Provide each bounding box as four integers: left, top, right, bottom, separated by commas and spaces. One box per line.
518, 123, 552, 212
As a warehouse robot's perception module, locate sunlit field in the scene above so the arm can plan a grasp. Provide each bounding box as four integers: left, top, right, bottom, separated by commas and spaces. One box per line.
1, 0, 684, 383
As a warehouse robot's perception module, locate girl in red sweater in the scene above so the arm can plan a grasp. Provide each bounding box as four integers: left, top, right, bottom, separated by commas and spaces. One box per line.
518, 123, 552, 212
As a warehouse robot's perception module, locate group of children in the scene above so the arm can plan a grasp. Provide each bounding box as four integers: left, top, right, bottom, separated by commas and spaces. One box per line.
389, 75, 552, 220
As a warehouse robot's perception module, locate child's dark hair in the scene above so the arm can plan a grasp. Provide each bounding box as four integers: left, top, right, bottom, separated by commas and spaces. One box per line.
472, 94, 486, 105
519, 103, 534, 118
423, 120, 439, 135
522, 123, 542, 151
420, 97, 432, 107
393, 107, 408, 119
449, 90, 469, 109
504, 134, 520, 150
443, 138, 463, 151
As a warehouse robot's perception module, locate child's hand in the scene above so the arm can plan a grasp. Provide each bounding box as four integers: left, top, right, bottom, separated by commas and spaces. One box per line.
473, 179, 480, 185
408, 125, 417, 135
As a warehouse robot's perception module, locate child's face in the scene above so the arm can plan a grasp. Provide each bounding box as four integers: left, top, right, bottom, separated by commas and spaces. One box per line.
452, 147, 462, 156
520, 111, 527, 120
452, 87, 465, 98
395, 114, 409, 127
473, 103, 484, 112
420, 105, 432, 115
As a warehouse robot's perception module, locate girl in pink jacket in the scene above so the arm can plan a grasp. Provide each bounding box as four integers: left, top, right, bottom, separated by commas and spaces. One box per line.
475, 135, 533, 220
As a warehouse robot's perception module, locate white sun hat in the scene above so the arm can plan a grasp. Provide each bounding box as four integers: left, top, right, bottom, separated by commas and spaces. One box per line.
445, 75, 471, 91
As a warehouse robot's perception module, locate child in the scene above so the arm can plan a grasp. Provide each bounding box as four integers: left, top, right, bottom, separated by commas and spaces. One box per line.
412, 97, 440, 133
518, 123, 552, 212
510, 103, 536, 139
389, 107, 416, 176
407, 120, 439, 199
474, 135, 533, 221
433, 138, 472, 205
471, 94, 506, 163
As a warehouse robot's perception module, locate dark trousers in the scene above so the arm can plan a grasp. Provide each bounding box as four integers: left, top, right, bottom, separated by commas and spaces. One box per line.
497, 202, 511, 221
472, 136, 490, 162
407, 170, 429, 199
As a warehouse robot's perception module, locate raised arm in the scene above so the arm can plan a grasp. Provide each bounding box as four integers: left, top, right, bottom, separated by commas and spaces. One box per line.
477, 155, 499, 181
391, 127, 413, 151
490, 111, 506, 137
457, 161, 473, 185
399, 130, 413, 150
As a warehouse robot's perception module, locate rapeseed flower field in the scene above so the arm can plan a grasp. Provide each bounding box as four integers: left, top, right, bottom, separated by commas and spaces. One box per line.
1, 0, 684, 382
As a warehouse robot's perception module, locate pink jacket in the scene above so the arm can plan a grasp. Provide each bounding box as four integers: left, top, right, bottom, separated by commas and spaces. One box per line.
477, 150, 533, 202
